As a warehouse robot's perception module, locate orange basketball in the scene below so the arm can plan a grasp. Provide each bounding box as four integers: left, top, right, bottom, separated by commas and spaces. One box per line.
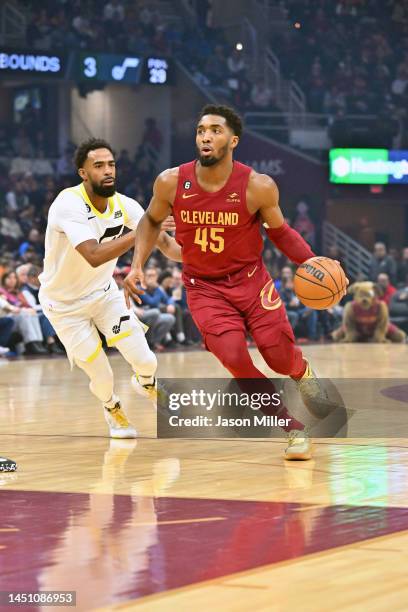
294, 257, 347, 310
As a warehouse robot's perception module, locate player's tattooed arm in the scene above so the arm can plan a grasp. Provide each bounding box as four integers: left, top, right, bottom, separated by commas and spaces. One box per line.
124, 168, 179, 307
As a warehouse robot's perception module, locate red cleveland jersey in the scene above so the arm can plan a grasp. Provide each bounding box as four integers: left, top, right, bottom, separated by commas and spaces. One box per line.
173, 160, 263, 278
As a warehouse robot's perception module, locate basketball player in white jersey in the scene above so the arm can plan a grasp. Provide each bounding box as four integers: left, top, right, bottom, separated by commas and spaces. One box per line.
39, 138, 182, 438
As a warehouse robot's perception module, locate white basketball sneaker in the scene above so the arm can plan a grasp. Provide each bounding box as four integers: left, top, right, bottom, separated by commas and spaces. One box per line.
104, 400, 137, 438
131, 374, 158, 404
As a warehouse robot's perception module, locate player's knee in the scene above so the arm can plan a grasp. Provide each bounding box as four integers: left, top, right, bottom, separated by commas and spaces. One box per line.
136, 348, 157, 375
261, 343, 296, 376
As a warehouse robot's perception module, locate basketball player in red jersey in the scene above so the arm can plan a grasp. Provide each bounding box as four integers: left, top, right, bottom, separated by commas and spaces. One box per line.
124, 105, 345, 460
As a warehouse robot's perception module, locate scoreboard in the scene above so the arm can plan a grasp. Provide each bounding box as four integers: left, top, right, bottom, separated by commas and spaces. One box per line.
0, 50, 172, 85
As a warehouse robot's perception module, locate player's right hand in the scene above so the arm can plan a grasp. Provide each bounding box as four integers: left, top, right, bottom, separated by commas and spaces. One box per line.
124, 267, 145, 308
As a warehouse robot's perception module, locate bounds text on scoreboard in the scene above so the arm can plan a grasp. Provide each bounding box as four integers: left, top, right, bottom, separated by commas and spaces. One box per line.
330, 148, 408, 184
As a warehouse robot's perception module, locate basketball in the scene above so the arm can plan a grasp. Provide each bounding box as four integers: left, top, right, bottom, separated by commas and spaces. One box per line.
294, 257, 347, 310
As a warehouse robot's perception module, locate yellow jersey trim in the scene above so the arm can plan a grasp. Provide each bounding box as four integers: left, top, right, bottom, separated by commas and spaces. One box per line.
107, 329, 132, 346
86, 340, 102, 363
79, 183, 115, 219
116, 193, 129, 225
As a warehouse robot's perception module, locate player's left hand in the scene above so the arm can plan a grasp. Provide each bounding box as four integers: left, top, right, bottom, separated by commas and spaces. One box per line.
124, 267, 145, 308
334, 260, 349, 297
162, 215, 176, 232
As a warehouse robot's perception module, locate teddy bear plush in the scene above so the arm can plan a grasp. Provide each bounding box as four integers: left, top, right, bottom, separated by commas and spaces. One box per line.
332, 281, 406, 343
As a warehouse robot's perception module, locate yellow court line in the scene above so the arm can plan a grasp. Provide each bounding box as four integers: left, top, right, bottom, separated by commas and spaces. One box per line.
131, 517, 226, 527
0, 528, 19, 532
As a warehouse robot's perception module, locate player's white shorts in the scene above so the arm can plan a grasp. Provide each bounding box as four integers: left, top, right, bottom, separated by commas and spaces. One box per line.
39, 283, 147, 367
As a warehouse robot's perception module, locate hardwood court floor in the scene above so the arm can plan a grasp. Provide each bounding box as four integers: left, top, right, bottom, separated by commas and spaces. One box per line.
1, 343, 408, 611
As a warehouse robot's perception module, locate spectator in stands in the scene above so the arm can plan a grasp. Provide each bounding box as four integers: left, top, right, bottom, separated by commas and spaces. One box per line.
0, 209, 24, 249
250, 79, 274, 110
139, 267, 176, 349
377, 273, 397, 306
31, 150, 54, 176
369, 242, 397, 285
116, 149, 133, 189
389, 277, 408, 333
18, 229, 44, 259
103, 0, 125, 22
57, 148, 75, 178
280, 276, 319, 341
158, 269, 186, 345
5, 179, 29, 212
227, 48, 246, 77
398, 247, 408, 285
293, 201, 316, 249
21, 265, 64, 354
0, 271, 46, 355
328, 108, 352, 147
205, 45, 230, 93
141, 118, 163, 168
275, 265, 294, 292
16, 264, 30, 286
171, 267, 201, 345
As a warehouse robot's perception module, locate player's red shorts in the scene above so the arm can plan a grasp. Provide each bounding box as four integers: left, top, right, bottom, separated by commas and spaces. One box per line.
183, 258, 295, 350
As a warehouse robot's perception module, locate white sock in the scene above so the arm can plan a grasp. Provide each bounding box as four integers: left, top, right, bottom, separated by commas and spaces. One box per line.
104, 394, 120, 409
138, 374, 155, 387
177, 332, 185, 343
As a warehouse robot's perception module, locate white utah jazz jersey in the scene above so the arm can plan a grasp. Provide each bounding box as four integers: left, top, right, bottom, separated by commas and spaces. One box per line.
39, 183, 144, 302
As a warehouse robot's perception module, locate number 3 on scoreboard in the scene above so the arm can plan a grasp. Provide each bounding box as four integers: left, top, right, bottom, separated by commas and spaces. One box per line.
194, 227, 225, 253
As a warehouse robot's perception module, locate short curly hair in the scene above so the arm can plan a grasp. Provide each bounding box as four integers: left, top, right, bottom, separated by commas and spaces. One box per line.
74, 137, 115, 169
197, 104, 243, 138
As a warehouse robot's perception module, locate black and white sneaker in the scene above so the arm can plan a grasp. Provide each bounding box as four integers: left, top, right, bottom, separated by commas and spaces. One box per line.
0, 457, 17, 471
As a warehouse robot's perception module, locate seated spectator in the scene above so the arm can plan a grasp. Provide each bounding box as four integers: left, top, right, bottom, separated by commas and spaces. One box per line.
158, 269, 186, 345
139, 267, 176, 349
0, 209, 24, 250
274, 265, 294, 292
293, 201, 316, 249
369, 242, 397, 285
5, 180, 29, 212
250, 80, 274, 110
280, 276, 319, 341
0, 312, 13, 355
103, 0, 125, 22
0, 271, 46, 355
57, 148, 75, 178
389, 278, 408, 333
172, 267, 201, 345
377, 273, 397, 306
16, 264, 30, 286
18, 229, 44, 259
31, 150, 54, 176
398, 247, 408, 285
9, 155, 33, 177
21, 265, 64, 354
227, 48, 246, 76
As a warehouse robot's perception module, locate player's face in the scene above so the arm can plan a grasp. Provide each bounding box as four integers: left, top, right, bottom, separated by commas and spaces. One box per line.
196, 115, 238, 167
80, 148, 117, 197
